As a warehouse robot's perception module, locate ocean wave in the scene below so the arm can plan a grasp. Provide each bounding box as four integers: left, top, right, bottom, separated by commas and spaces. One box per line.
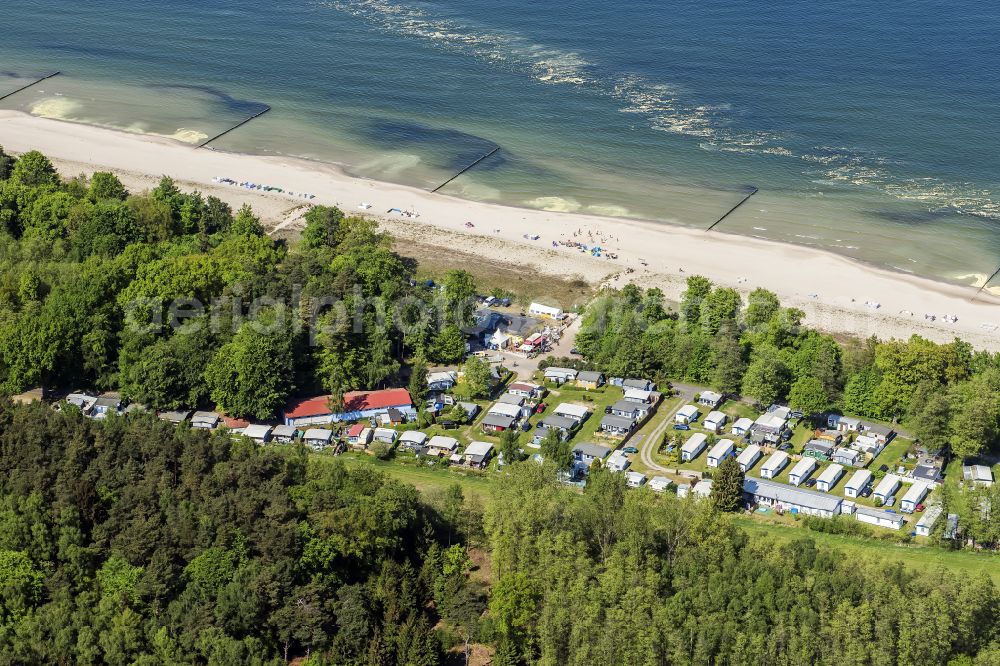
527, 196, 581, 213
321, 0, 594, 86
320, 0, 1000, 221
30, 97, 83, 120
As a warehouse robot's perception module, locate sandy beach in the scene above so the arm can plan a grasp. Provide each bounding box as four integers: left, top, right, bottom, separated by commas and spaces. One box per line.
1, 109, 998, 350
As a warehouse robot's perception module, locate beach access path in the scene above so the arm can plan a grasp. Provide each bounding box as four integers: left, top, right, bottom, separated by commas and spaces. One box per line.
2, 110, 998, 351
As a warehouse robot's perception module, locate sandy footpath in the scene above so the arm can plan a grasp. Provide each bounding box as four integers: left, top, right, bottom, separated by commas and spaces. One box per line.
1, 110, 998, 350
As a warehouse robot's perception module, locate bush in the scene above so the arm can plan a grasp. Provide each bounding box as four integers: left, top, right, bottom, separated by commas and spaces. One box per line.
370, 441, 393, 460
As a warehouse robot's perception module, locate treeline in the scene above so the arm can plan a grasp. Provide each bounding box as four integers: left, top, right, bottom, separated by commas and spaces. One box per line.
484, 463, 1000, 665
576, 280, 1000, 458
0, 147, 480, 418
0, 402, 997, 664
0, 401, 487, 664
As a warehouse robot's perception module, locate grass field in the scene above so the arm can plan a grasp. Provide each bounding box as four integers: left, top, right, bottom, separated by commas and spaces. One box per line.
733, 516, 1000, 584
330, 451, 495, 501
310, 449, 1000, 583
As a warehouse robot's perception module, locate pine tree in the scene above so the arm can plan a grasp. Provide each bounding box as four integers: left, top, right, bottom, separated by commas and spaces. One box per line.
711, 456, 745, 512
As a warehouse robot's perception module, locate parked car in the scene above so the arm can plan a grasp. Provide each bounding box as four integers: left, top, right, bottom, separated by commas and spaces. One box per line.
885, 496, 896, 507
860, 487, 873, 498
916, 503, 925, 512
805, 479, 817, 488
622, 446, 638, 454
781, 430, 793, 441
879, 464, 890, 473
570, 347, 581, 355
521, 421, 531, 431
673, 424, 690, 431
439, 420, 458, 430
605, 406, 613, 414
535, 403, 547, 414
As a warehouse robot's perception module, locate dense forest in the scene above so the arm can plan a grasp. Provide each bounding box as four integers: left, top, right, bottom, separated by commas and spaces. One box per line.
575, 280, 1000, 459
0, 402, 997, 664
0, 401, 488, 664
0, 147, 478, 418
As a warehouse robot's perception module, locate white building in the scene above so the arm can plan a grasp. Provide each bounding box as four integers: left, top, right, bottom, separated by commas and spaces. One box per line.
731, 417, 754, 437
788, 458, 817, 487
427, 435, 460, 456
675, 405, 699, 425
815, 464, 845, 492
373, 428, 397, 444
271, 424, 298, 443
844, 469, 873, 498
736, 444, 763, 473
743, 477, 843, 518
427, 371, 457, 391
488, 402, 524, 420
606, 450, 631, 473
648, 476, 672, 493
760, 451, 789, 479
625, 471, 646, 488
242, 424, 273, 444
707, 439, 736, 468
963, 465, 994, 486
528, 302, 563, 319
462, 441, 494, 468
543, 367, 578, 384
399, 431, 428, 450
697, 391, 723, 408
624, 388, 654, 404
852, 434, 885, 457
692, 479, 713, 498
554, 403, 590, 424
915, 505, 942, 537
303, 428, 334, 449
703, 411, 727, 433
900, 482, 929, 513
681, 433, 708, 462
855, 506, 905, 530
873, 474, 902, 504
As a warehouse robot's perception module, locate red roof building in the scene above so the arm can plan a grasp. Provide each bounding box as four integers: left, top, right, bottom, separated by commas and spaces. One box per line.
283, 389, 413, 426
347, 422, 366, 438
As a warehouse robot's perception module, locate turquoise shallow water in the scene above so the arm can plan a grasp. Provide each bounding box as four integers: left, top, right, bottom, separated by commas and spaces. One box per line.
2, 0, 999, 285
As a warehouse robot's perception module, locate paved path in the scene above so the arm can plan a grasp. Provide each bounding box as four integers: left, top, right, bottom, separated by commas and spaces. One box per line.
638, 382, 699, 473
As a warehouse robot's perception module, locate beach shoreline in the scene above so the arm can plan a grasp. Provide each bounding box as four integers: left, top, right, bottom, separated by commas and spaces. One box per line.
1, 109, 998, 350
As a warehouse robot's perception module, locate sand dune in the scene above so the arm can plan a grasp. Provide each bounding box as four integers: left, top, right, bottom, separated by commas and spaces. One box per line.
1, 110, 998, 350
